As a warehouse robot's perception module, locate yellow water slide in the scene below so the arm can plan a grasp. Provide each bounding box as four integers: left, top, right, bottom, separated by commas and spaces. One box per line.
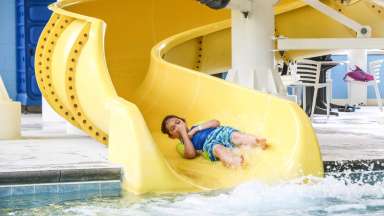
35, 0, 384, 194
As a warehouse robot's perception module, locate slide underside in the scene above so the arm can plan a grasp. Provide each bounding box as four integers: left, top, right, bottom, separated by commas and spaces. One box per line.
34, 0, 383, 194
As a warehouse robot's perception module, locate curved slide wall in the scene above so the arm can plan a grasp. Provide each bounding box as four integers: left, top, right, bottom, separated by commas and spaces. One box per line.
34, 0, 384, 194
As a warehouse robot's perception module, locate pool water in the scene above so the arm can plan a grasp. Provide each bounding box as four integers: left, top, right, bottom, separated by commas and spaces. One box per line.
2, 174, 384, 216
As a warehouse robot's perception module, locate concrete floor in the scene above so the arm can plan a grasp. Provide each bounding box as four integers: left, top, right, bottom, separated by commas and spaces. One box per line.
314, 106, 384, 161
0, 107, 383, 173
0, 114, 117, 172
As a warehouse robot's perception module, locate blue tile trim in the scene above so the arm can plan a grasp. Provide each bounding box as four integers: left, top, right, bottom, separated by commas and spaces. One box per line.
0, 180, 121, 198
12, 185, 35, 196
35, 184, 58, 194
0, 186, 12, 197
58, 183, 80, 194
100, 181, 121, 191
100, 181, 121, 197
79, 182, 100, 192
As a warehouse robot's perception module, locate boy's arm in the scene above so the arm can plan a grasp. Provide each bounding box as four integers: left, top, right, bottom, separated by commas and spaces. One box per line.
200, 119, 221, 129
189, 119, 221, 137
179, 126, 197, 159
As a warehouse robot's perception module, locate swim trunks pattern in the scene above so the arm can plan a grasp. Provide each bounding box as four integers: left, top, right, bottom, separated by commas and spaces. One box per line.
202, 126, 237, 161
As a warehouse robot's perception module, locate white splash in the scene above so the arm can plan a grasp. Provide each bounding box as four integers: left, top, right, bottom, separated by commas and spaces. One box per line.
54, 176, 384, 216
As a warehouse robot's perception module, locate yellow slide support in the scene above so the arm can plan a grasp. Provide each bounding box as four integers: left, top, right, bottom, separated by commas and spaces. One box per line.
35, 0, 384, 194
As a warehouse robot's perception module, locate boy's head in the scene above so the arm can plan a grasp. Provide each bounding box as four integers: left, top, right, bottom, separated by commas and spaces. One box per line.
161, 115, 186, 139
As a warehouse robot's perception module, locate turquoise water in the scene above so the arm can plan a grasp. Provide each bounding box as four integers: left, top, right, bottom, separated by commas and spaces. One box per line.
2, 174, 384, 216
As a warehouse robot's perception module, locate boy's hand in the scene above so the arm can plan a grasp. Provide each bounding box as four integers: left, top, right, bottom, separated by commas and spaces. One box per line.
188, 127, 198, 139
175, 124, 187, 135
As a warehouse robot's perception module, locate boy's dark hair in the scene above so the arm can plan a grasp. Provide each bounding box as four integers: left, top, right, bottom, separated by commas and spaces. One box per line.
161, 115, 185, 136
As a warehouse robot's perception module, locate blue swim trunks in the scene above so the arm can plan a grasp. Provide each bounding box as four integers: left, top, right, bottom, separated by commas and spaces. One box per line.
202, 126, 237, 161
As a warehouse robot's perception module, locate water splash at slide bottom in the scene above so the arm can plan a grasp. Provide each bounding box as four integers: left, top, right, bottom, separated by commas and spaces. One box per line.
5, 175, 384, 216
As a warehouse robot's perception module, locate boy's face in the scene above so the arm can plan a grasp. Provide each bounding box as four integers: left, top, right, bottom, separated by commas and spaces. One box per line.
166, 117, 186, 139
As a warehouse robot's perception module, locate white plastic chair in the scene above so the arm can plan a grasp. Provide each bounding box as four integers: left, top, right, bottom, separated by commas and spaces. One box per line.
368, 60, 383, 110
291, 59, 331, 120
346, 60, 383, 111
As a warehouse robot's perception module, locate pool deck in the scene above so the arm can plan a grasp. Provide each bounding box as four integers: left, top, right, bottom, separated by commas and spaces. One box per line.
0, 107, 384, 184
314, 106, 384, 161
314, 106, 384, 173
0, 115, 120, 185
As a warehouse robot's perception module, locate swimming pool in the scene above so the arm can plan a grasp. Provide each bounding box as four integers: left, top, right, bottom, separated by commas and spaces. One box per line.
2, 173, 384, 216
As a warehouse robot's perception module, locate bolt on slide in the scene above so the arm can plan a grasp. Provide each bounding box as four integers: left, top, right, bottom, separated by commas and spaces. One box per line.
32, 0, 343, 194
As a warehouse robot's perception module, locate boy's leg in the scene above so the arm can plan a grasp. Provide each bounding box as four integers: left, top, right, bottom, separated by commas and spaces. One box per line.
212, 144, 244, 168
231, 132, 267, 150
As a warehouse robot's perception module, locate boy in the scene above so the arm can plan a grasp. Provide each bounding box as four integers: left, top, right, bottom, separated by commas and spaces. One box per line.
161, 115, 267, 168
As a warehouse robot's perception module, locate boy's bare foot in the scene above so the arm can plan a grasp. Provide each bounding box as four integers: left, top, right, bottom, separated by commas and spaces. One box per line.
214, 145, 246, 168
221, 154, 244, 168
220, 149, 245, 168
256, 138, 268, 150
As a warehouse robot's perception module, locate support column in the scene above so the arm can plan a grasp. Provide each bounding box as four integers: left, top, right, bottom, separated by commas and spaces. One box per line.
347, 49, 368, 105
229, 0, 280, 94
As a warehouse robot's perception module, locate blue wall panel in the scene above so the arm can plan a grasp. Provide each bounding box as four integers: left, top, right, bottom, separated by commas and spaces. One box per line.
0, 0, 17, 100
330, 55, 348, 99
16, 0, 55, 106
330, 54, 384, 100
